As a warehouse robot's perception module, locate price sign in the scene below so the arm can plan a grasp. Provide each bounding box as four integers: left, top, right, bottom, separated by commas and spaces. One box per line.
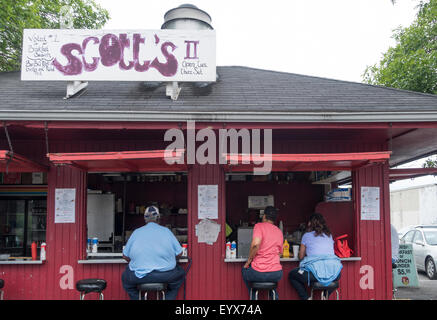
393, 244, 419, 288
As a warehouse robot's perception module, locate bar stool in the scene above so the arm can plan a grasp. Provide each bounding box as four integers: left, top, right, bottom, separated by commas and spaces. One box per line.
249, 282, 278, 300
310, 281, 340, 300
137, 283, 167, 300
0, 279, 4, 300
76, 279, 107, 300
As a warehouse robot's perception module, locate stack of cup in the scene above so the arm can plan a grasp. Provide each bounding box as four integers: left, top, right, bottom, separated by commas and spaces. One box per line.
292, 245, 299, 259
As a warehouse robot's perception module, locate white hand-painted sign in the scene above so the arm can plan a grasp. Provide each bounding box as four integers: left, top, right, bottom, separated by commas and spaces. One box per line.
21, 29, 216, 82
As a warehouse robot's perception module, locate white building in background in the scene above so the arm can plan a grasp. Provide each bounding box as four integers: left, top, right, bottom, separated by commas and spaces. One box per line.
390, 184, 437, 231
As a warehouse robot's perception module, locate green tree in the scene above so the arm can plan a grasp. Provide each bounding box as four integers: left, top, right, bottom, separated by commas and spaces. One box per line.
363, 0, 437, 94
423, 156, 437, 168
0, 0, 109, 72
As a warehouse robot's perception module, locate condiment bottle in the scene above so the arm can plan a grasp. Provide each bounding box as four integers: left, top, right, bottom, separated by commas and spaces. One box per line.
92, 238, 98, 253
283, 239, 290, 258
230, 241, 237, 259
226, 241, 231, 259
40, 242, 46, 261
181, 243, 188, 257
31, 241, 37, 260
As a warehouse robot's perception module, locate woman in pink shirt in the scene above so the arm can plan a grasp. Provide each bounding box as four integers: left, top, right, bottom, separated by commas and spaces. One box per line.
242, 206, 283, 300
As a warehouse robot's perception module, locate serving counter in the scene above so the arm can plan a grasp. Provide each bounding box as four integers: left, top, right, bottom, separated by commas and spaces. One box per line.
78, 252, 189, 264
224, 257, 362, 262
0, 260, 44, 265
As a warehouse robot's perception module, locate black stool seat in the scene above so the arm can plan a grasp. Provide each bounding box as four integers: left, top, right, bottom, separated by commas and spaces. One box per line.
0, 279, 4, 289
248, 282, 278, 300
137, 283, 167, 291
312, 281, 339, 290
249, 282, 277, 290
76, 279, 107, 294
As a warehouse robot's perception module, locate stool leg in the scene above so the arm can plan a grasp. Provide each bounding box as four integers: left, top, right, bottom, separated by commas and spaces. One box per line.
336, 289, 339, 300
310, 289, 314, 300
138, 291, 142, 300
80, 292, 85, 300
99, 292, 104, 300
255, 290, 258, 300
162, 290, 166, 300
144, 291, 148, 300
1, 290, 3, 300
250, 288, 253, 300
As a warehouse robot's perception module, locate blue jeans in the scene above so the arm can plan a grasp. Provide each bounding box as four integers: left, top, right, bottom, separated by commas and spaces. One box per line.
241, 266, 283, 300
288, 267, 341, 300
122, 265, 185, 300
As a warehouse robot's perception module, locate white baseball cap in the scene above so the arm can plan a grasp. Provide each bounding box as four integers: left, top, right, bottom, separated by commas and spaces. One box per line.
144, 206, 160, 221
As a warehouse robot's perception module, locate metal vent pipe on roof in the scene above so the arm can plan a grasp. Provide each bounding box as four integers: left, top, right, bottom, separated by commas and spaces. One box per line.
161, 4, 215, 99
161, 4, 213, 30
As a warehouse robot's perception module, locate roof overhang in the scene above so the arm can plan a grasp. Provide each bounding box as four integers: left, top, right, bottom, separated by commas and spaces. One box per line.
389, 168, 437, 181
224, 151, 391, 173
0, 150, 48, 173
47, 149, 186, 172
2, 110, 437, 123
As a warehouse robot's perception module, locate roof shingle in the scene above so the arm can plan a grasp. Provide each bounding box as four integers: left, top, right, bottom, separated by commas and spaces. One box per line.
0, 66, 436, 117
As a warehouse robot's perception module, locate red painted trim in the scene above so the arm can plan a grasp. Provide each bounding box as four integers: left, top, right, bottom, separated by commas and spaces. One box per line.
0, 150, 49, 172
224, 151, 391, 172
47, 149, 186, 172
47, 149, 184, 161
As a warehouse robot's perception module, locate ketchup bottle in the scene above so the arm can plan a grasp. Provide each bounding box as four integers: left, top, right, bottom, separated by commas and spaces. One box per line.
40, 242, 46, 261
31, 241, 37, 260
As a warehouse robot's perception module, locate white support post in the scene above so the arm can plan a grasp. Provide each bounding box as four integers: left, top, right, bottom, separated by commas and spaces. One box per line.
64, 81, 88, 99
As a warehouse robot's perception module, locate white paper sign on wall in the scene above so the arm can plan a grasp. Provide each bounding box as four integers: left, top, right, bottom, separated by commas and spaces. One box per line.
360, 186, 380, 221
198, 185, 218, 219
55, 188, 76, 223
21, 29, 216, 82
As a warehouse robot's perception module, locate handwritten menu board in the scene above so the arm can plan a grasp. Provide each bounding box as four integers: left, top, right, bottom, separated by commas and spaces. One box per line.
55, 188, 76, 223
198, 185, 218, 219
360, 186, 380, 221
393, 244, 419, 288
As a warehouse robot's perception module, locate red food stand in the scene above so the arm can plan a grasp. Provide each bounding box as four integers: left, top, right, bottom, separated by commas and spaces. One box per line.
0, 5, 437, 300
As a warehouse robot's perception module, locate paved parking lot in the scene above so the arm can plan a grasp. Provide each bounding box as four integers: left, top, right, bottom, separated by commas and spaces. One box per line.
394, 271, 437, 300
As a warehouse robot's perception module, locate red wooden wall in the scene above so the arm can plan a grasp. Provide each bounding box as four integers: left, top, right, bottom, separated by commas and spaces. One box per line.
0, 130, 392, 300
226, 180, 324, 234
351, 163, 392, 300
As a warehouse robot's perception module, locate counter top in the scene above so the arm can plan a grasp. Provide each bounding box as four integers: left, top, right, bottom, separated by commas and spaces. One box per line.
78, 258, 189, 264
87, 252, 123, 257
78, 258, 127, 264
224, 257, 362, 262
0, 260, 44, 265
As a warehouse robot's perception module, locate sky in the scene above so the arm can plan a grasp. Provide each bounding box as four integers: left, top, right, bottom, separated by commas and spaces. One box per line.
93, 0, 437, 190
94, 0, 419, 83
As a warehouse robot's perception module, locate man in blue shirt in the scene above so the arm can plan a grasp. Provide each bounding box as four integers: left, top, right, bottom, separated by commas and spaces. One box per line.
121, 206, 185, 300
